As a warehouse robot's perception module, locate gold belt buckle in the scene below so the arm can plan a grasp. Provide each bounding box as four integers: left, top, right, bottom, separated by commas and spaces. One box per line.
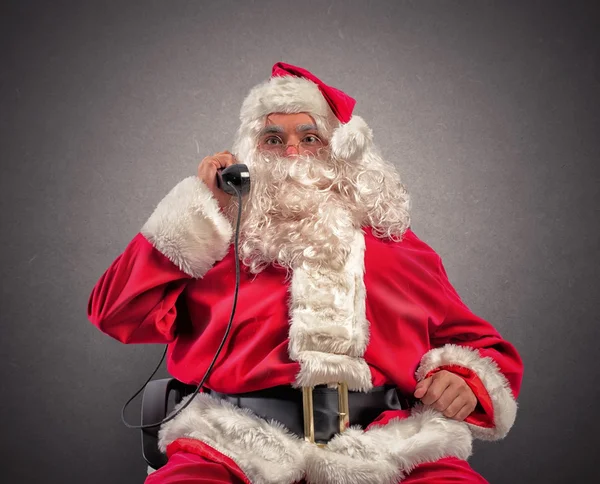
302, 382, 350, 448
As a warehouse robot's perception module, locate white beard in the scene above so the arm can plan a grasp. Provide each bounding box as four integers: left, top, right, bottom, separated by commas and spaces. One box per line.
225, 147, 411, 276
226, 151, 359, 276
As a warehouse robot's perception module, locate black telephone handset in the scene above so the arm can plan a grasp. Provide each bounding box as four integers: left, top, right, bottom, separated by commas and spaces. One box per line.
216, 164, 251, 196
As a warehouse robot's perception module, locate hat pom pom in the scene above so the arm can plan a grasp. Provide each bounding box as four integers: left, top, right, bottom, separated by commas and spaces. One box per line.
330, 116, 373, 162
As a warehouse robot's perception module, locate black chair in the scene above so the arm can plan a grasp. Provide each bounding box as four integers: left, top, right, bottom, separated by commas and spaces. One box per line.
141, 378, 196, 470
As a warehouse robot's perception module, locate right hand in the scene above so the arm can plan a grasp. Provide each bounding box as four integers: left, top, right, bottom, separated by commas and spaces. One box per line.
197, 151, 237, 211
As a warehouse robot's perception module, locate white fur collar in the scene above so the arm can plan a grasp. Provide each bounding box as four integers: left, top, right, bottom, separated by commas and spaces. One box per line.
287, 228, 373, 391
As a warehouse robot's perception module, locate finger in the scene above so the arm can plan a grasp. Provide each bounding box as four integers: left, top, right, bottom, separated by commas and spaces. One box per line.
213, 150, 234, 159
442, 395, 467, 418
420, 376, 453, 406
432, 384, 462, 412
224, 152, 237, 165
452, 403, 475, 422
198, 161, 220, 183
208, 156, 229, 168
200, 156, 232, 179
212, 154, 236, 169
414, 378, 432, 399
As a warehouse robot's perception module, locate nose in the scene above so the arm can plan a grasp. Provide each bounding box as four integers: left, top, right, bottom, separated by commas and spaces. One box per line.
285, 144, 300, 156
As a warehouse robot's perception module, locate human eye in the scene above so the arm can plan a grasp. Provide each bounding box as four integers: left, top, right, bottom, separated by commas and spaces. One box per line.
302, 134, 322, 144
264, 136, 283, 145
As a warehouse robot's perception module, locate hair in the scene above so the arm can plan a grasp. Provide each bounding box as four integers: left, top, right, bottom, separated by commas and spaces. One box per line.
225, 118, 411, 278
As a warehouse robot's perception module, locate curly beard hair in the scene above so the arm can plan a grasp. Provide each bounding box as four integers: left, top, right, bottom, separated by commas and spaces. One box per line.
224, 147, 411, 278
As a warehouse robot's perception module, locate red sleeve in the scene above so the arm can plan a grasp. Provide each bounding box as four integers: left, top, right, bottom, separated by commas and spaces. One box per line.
87, 232, 192, 344
417, 257, 524, 439
433, 258, 523, 397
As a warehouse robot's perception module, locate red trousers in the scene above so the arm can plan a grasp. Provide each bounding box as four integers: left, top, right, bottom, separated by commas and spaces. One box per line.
145, 438, 488, 484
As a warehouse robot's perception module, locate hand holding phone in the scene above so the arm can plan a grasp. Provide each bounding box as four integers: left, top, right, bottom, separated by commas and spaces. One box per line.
197, 151, 245, 210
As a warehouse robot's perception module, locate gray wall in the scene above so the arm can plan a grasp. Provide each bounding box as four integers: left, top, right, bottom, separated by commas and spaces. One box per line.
2, 1, 598, 482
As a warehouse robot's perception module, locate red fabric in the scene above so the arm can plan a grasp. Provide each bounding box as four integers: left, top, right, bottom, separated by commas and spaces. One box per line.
87, 233, 191, 344
146, 441, 487, 483
425, 365, 495, 428
163, 438, 250, 483
365, 408, 412, 430
402, 457, 489, 483
271, 61, 356, 123
88, 228, 523, 430
145, 449, 247, 483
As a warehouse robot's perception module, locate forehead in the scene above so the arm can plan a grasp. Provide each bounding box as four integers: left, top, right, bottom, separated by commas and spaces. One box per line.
264, 112, 316, 129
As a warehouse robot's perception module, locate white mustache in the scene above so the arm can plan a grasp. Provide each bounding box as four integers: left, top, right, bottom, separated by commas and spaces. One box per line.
251, 152, 342, 192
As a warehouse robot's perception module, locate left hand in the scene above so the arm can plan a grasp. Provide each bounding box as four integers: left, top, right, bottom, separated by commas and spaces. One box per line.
414, 370, 478, 421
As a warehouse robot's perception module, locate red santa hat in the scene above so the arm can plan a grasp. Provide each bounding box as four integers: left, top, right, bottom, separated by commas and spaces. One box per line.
233, 62, 374, 163
271, 62, 356, 123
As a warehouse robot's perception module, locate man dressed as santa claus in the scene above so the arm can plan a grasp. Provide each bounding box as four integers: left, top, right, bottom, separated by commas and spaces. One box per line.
88, 62, 523, 483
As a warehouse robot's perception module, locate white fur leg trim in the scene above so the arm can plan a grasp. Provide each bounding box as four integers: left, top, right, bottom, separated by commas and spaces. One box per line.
304, 405, 472, 484
330, 116, 373, 162
288, 229, 372, 391
158, 393, 306, 484
141, 176, 233, 278
157, 395, 473, 484
416, 344, 518, 441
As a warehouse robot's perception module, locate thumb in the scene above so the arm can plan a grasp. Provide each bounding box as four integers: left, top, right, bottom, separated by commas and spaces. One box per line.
414, 377, 432, 399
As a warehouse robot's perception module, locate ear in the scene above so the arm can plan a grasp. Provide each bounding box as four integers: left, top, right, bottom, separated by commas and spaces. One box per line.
330, 116, 373, 162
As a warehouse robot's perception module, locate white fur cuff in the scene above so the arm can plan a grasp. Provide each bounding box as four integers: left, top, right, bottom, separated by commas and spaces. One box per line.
416, 344, 518, 441
141, 176, 233, 278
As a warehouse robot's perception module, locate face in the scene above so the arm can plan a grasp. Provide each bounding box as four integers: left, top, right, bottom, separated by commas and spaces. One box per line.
257, 113, 327, 157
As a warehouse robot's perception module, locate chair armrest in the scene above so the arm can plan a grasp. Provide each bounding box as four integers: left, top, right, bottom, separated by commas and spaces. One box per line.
141, 378, 191, 469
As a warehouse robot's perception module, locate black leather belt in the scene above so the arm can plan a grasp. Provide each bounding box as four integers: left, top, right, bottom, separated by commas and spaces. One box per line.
209, 384, 410, 444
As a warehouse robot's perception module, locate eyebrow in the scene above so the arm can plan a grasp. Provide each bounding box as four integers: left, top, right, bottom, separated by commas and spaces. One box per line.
258, 124, 320, 137
295, 124, 319, 133
258, 126, 285, 136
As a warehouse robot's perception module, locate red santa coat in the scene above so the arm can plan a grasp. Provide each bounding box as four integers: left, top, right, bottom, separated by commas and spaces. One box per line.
88, 176, 523, 484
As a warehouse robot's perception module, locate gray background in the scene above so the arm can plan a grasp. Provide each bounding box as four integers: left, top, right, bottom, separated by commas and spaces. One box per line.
1, 0, 598, 482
